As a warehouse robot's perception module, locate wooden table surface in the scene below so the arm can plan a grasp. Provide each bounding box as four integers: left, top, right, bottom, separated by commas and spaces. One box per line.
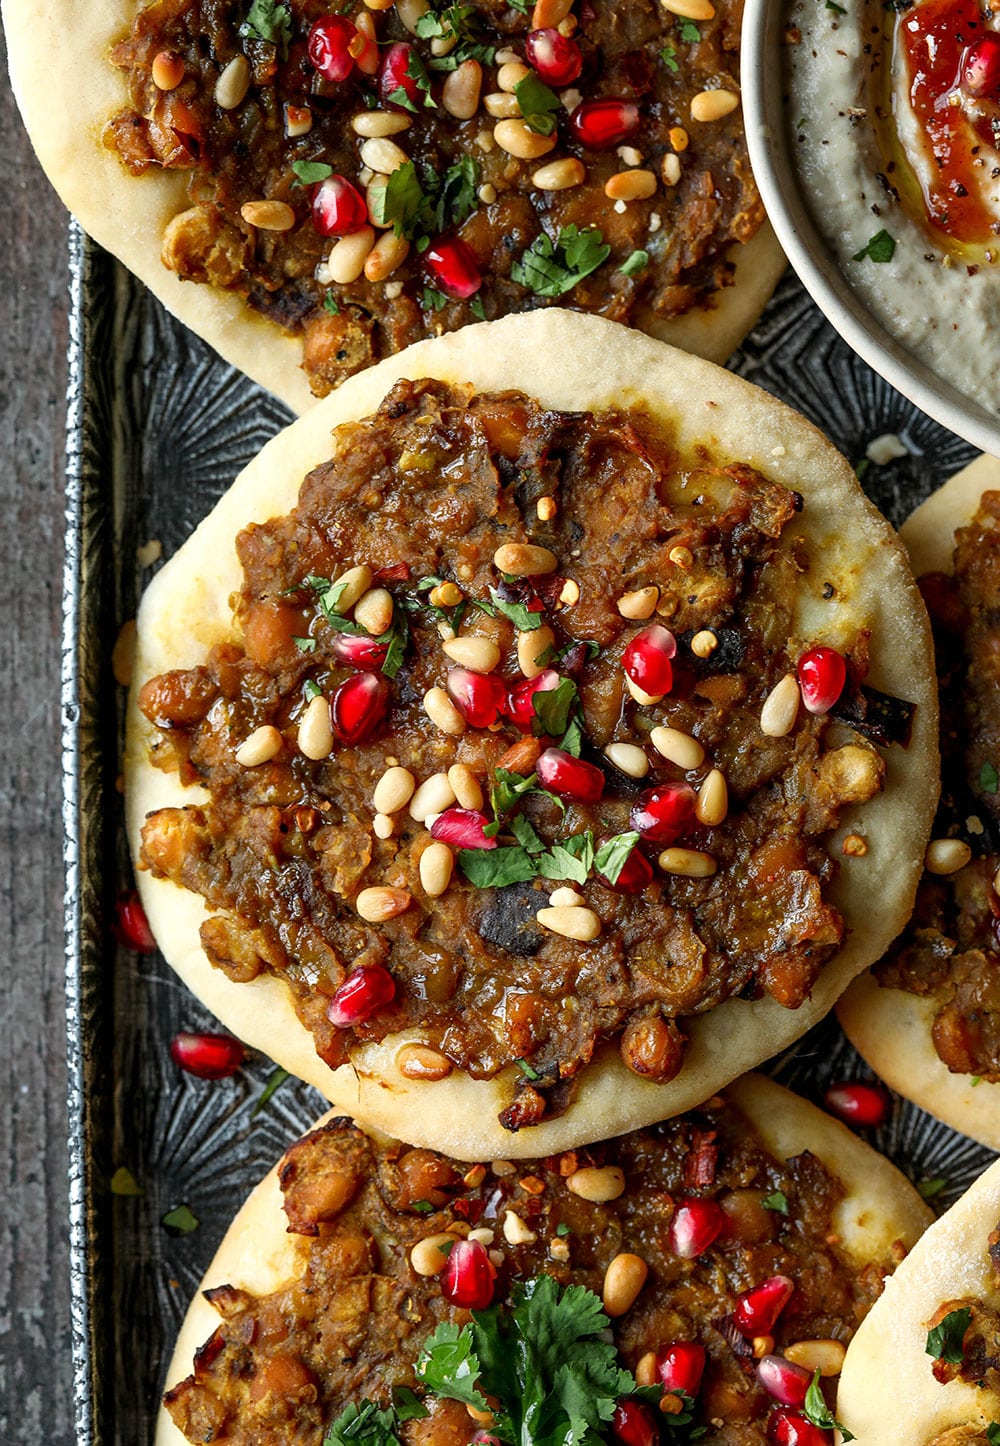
2, 34, 74, 1440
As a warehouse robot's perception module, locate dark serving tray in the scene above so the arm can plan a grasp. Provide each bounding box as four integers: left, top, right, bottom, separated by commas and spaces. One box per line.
62, 222, 998, 1444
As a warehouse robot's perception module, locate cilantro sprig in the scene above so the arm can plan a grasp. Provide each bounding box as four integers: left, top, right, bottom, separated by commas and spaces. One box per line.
512, 225, 612, 298
925, 1306, 972, 1364
803, 1372, 854, 1441
852, 229, 896, 263
240, 0, 292, 57
417, 4, 497, 71
372, 158, 479, 248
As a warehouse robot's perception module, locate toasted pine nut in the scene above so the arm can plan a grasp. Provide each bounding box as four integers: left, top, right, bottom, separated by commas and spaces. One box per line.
559, 578, 580, 606
420, 841, 455, 897
448, 763, 484, 811
442, 59, 483, 119
235, 724, 282, 767
352, 10, 379, 72
356, 886, 411, 922
491, 1159, 516, 1177
327, 226, 376, 284
330, 564, 373, 613
443, 636, 501, 672
760, 673, 800, 737
536, 495, 558, 520
360, 137, 410, 174
635, 1353, 658, 1388
660, 0, 715, 17
468, 1226, 494, 1244
536, 905, 602, 941
691, 88, 740, 122
396, 0, 429, 30
604, 742, 649, 778
662, 153, 682, 186
373, 765, 416, 815
494, 541, 558, 576
669, 125, 690, 151
784, 1339, 846, 1376
602, 1253, 648, 1317
479, 182, 498, 203
410, 771, 458, 821
567, 1165, 626, 1202
467, 1402, 495, 1426
354, 587, 394, 636
495, 46, 522, 64
691, 628, 718, 658
549, 886, 585, 908
532, 0, 573, 25
626, 676, 663, 706
605, 169, 658, 202
353, 109, 412, 137
298, 694, 333, 760
669, 546, 693, 569
650, 726, 705, 770
518, 625, 554, 678
752, 1335, 774, 1360
502, 1210, 538, 1245
423, 687, 466, 737
994, 865, 1000, 896
373, 812, 395, 839
284, 104, 313, 137
429, 581, 463, 607
925, 838, 972, 875
695, 768, 728, 826
410, 1232, 454, 1276
215, 55, 251, 109
617, 586, 660, 620
658, 847, 717, 878
494, 119, 557, 159
549, 1236, 571, 1261
152, 50, 184, 89
364, 0, 396, 9
498, 60, 531, 92
484, 92, 522, 119
241, 200, 296, 231
364, 231, 410, 282
532, 157, 586, 190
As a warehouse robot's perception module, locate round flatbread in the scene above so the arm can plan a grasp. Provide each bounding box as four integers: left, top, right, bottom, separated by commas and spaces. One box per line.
838, 1155, 1000, 1446
125, 308, 938, 1161
838, 455, 1000, 1153
3, 0, 786, 414
156, 1073, 933, 1446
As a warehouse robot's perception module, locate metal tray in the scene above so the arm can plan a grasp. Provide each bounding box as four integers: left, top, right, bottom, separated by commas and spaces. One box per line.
63, 222, 998, 1445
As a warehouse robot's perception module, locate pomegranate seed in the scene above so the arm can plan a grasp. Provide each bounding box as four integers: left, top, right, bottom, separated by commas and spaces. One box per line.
113, 890, 157, 953
796, 646, 846, 715
327, 963, 396, 1028
668, 1198, 725, 1259
441, 1237, 496, 1310
611, 1400, 658, 1446
757, 1355, 812, 1409
962, 32, 1000, 96
447, 667, 507, 728
330, 673, 389, 745
307, 15, 357, 83
430, 808, 498, 850
331, 633, 389, 670
824, 1080, 887, 1128
525, 27, 583, 86
379, 41, 423, 108
630, 783, 696, 844
312, 175, 368, 237
425, 236, 483, 299
596, 842, 653, 893
767, 1410, 832, 1446
570, 97, 640, 149
656, 1341, 706, 1399
170, 1032, 245, 1080
536, 747, 605, 802
733, 1276, 795, 1337
622, 624, 676, 697
506, 668, 561, 732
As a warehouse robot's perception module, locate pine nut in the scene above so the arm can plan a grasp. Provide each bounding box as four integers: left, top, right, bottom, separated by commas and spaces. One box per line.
431, 32, 458, 57
353, 110, 412, 137
467, 1402, 495, 1427
626, 676, 663, 706
235, 724, 282, 767
635, 1353, 658, 1388
567, 1165, 626, 1202
662, 153, 682, 187
658, 847, 717, 878
373, 765, 416, 815
327, 227, 377, 284
501, 1210, 537, 1245
330, 564, 373, 613
354, 587, 394, 635
660, 0, 715, 17
352, 10, 379, 73
691, 628, 718, 658
496, 46, 522, 64
649, 726, 705, 770
365, 0, 396, 11
925, 838, 972, 875
420, 841, 454, 897
994, 865, 1000, 896
152, 50, 184, 89
364, 231, 409, 282
396, 0, 429, 31
695, 768, 728, 826
784, 1339, 846, 1376
604, 742, 649, 779
532, 157, 586, 190
619, 144, 643, 165
441, 59, 483, 119
468, 1226, 494, 1244
532, 0, 573, 25
215, 55, 251, 109
691, 89, 740, 122
550, 1237, 571, 1262
443, 636, 501, 672
448, 763, 484, 811
669, 125, 690, 151
297, 694, 333, 760
284, 104, 313, 137
484, 92, 522, 119
494, 542, 558, 576
356, 886, 411, 922
617, 586, 659, 620
423, 687, 466, 737
559, 578, 581, 607
360, 137, 409, 175
410, 772, 458, 821
549, 886, 585, 908
753, 1335, 774, 1360
537, 496, 558, 521
605, 169, 658, 202
602, 1253, 648, 1317
241, 200, 296, 231
494, 119, 557, 159
760, 673, 800, 737
536, 905, 602, 941
410, 1233, 454, 1276
669, 546, 693, 569
373, 812, 395, 839
397, 1041, 454, 1082
518, 625, 554, 678
498, 61, 531, 92
430, 581, 463, 607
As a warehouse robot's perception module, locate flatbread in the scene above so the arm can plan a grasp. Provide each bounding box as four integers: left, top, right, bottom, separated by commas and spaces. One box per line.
124, 308, 938, 1161
156, 1073, 933, 1446
838, 455, 1000, 1153
837, 1155, 1000, 1445
3, 0, 786, 415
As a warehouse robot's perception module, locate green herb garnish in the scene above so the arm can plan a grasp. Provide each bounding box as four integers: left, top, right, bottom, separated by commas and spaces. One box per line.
373, 158, 478, 245
555, 1221, 571, 1236
418, 4, 497, 70
240, 0, 292, 57
660, 44, 680, 71
987, 1425, 1000, 1446
110, 1166, 144, 1197
679, 17, 701, 40
291, 159, 333, 187
252, 1064, 289, 1117
513, 72, 561, 135
421, 286, 450, 312
620, 250, 650, 277
323, 291, 341, 316
926, 1306, 972, 1364
387, 49, 436, 113
532, 676, 578, 737
515, 1057, 542, 1080
803, 1372, 855, 1440
761, 1190, 789, 1214
161, 1203, 200, 1235
293, 635, 318, 653
458, 845, 540, 888
593, 831, 641, 885
303, 679, 323, 701
825, 0, 847, 13
325, 1401, 406, 1446
981, 760, 999, 795
512, 225, 611, 298
538, 829, 595, 884
916, 1177, 947, 1200
853, 228, 896, 263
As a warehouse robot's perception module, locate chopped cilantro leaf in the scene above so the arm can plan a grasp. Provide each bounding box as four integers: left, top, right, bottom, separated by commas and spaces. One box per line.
660, 44, 680, 71
387, 49, 436, 114
375, 157, 478, 246
532, 676, 578, 737
538, 829, 595, 884
761, 1190, 789, 1214
458, 845, 539, 887
512, 225, 611, 298
110, 1166, 144, 1197
593, 831, 640, 885
511, 813, 546, 853
418, 1322, 488, 1408
392, 1389, 429, 1424
987, 1425, 1000, 1446
981, 760, 999, 795
489, 587, 544, 631
412, 1199, 435, 1214
372, 161, 429, 240
240, 0, 292, 57
972, 1074, 984, 1086
491, 766, 540, 818
303, 679, 322, 701
853, 228, 896, 263
434, 156, 479, 232
421, 285, 450, 312
555, 1221, 571, 1236
291, 159, 333, 187
916, 1176, 947, 1200
560, 713, 584, 758
515, 1057, 542, 1080
804, 1372, 854, 1440
161, 1203, 200, 1235
378, 611, 410, 679
620, 249, 650, 277
825, 0, 847, 12
252, 1065, 289, 1117
420, 4, 497, 70
470, 295, 486, 320
679, 17, 701, 40
323, 291, 340, 316
324, 1400, 404, 1446
293, 635, 317, 653
513, 73, 561, 135
926, 1306, 972, 1364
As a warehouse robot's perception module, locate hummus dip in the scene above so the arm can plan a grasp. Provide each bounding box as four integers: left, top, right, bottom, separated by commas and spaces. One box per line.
786, 0, 1000, 417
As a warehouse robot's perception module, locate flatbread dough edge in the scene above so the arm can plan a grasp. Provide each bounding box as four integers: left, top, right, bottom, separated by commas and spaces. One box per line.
155, 1073, 934, 1446
124, 307, 939, 1161
838, 454, 1000, 1153
3, 0, 786, 415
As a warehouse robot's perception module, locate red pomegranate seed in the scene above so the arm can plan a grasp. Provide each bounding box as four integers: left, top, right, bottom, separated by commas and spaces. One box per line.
330, 673, 389, 745
733, 1276, 795, 1337
767, 1410, 833, 1446
170, 1032, 245, 1080
824, 1080, 887, 1128
656, 1341, 706, 1398
610, 1400, 659, 1446
757, 1355, 812, 1409
525, 27, 583, 86
668, 1198, 725, 1259
447, 667, 507, 728
425, 236, 483, 299
331, 633, 389, 670
379, 41, 422, 108
471, 1436, 504, 1446
570, 97, 640, 149
327, 963, 396, 1028
506, 668, 560, 732
430, 808, 498, 850
441, 1237, 496, 1310
114, 890, 157, 953
622, 624, 676, 697
536, 747, 605, 802
311, 174, 368, 237
307, 15, 357, 83
596, 842, 653, 893
630, 782, 696, 844
796, 645, 846, 715
962, 32, 1000, 96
